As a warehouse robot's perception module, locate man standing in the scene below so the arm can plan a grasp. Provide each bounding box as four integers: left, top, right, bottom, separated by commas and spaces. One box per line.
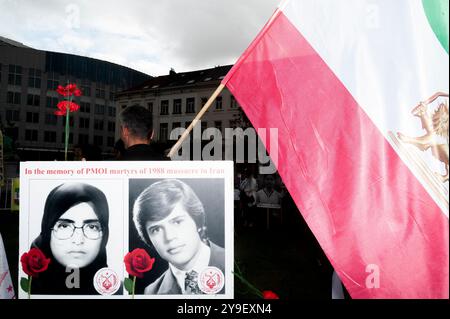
118, 105, 166, 160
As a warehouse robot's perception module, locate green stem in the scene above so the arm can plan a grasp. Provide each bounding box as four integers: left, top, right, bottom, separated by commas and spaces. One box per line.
232, 271, 263, 298
28, 276, 32, 299
132, 276, 136, 299
65, 105, 70, 161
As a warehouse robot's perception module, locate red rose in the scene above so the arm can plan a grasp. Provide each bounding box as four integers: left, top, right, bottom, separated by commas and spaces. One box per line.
124, 248, 155, 278
262, 290, 279, 299
20, 248, 51, 277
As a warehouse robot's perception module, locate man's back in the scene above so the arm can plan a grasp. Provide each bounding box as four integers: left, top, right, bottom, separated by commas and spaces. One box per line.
120, 144, 167, 161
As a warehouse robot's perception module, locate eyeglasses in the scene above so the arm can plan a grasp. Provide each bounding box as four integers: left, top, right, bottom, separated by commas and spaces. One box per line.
52, 221, 103, 240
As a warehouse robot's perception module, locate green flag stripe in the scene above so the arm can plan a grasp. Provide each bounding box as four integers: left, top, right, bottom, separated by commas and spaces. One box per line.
422, 0, 449, 54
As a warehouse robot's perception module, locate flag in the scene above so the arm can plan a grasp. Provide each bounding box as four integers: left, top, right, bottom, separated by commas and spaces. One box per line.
223, 0, 448, 298
0, 233, 15, 299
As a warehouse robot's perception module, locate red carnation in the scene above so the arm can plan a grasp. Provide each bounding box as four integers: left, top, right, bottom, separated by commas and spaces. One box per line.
54, 101, 80, 116
56, 83, 82, 97
124, 248, 155, 278
262, 290, 279, 299
20, 248, 51, 278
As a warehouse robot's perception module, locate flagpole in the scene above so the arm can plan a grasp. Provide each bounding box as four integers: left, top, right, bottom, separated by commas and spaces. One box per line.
167, 83, 225, 158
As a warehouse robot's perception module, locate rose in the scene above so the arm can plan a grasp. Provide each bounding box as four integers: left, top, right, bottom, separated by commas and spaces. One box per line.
124, 249, 155, 298
20, 248, 50, 298
262, 290, 279, 299
124, 248, 155, 278
20, 248, 51, 277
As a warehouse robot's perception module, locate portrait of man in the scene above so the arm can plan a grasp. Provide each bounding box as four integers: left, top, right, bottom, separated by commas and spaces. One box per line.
129, 178, 225, 295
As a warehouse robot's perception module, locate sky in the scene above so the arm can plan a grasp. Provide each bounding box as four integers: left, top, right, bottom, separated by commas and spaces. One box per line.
0, 0, 280, 76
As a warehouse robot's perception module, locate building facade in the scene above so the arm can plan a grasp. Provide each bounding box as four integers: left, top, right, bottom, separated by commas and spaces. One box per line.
0, 36, 150, 160
115, 65, 241, 148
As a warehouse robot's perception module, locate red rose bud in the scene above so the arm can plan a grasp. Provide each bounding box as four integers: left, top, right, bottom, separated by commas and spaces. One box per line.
262, 290, 279, 299
20, 248, 51, 278
124, 248, 155, 278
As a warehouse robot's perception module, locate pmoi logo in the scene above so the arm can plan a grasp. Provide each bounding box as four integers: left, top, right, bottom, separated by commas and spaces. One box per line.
93, 268, 120, 295
198, 266, 225, 294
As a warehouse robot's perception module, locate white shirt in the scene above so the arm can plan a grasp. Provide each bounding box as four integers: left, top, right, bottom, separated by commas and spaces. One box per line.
169, 242, 211, 294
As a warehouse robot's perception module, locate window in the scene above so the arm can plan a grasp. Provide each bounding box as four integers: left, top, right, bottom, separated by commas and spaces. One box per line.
45, 113, 58, 125
230, 95, 238, 109
173, 99, 182, 114
95, 104, 105, 115
27, 94, 40, 107
185, 121, 192, 129
61, 132, 74, 144
95, 88, 105, 99
7, 91, 21, 104
79, 117, 90, 129
109, 91, 114, 101
94, 135, 103, 146
108, 106, 116, 117
47, 73, 59, 90
81, 85, 91, 96
160, 100, 169, 115
186, 97, 195, 113
108, 121, 115, 132
25, 129, 38, 141
201, 97, 208, 106
8, 65, 22, 86
94, 119, 104, 131
80, 102, 91, 113
159, 123, 168, 142
44, 131, 57, 142
78, 134, 89, 144
26, 112, 39, 123
215, 96, 222, 110
6, 110, 20, 121
61, 116, 74, 127
172, 122, 181, 130
46, 96, 59, 108
28, 68, 42, 88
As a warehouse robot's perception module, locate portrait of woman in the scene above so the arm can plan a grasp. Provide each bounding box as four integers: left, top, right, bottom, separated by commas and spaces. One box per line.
30, 182, 110, 295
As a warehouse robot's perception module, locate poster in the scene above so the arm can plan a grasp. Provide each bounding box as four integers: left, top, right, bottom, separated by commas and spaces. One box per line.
19, 161, 234, 299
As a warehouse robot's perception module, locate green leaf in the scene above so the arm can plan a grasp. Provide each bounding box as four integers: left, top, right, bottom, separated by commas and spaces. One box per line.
124, 277, 134, 294
20, 277, 29, 293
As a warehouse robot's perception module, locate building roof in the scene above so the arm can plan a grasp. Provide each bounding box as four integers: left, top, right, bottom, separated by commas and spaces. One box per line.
117, 65, 233, 95
0, 36, 31, 48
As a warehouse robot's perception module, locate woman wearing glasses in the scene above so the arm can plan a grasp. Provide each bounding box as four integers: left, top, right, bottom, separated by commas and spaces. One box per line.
30, 182, 110, 294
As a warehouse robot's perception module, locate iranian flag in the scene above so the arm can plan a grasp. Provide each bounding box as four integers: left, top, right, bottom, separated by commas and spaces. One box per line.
0, 233, 15, 299
223, 0, 449, 298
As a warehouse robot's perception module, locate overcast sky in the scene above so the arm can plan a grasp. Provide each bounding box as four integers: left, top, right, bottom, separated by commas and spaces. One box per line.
0, 0, 280, 76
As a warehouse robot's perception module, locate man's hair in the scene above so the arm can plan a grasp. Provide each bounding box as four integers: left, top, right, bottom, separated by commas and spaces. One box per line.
133, 179, 207, 246
119, 105, 153, 140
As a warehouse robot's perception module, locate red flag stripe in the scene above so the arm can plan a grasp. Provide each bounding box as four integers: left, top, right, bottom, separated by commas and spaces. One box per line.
223, 12, 448, 298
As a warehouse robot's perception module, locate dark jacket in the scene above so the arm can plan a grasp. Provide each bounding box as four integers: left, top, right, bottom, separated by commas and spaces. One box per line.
144, 242, 225, 295
120, 144, 167, 161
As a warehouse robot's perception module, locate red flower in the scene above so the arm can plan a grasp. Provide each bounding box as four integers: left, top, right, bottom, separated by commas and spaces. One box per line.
124, 249, 155, 278
20, 248, 50, 278
54, 101, 80, 116
56, 83, 82, 97
262, 290, 279, 299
